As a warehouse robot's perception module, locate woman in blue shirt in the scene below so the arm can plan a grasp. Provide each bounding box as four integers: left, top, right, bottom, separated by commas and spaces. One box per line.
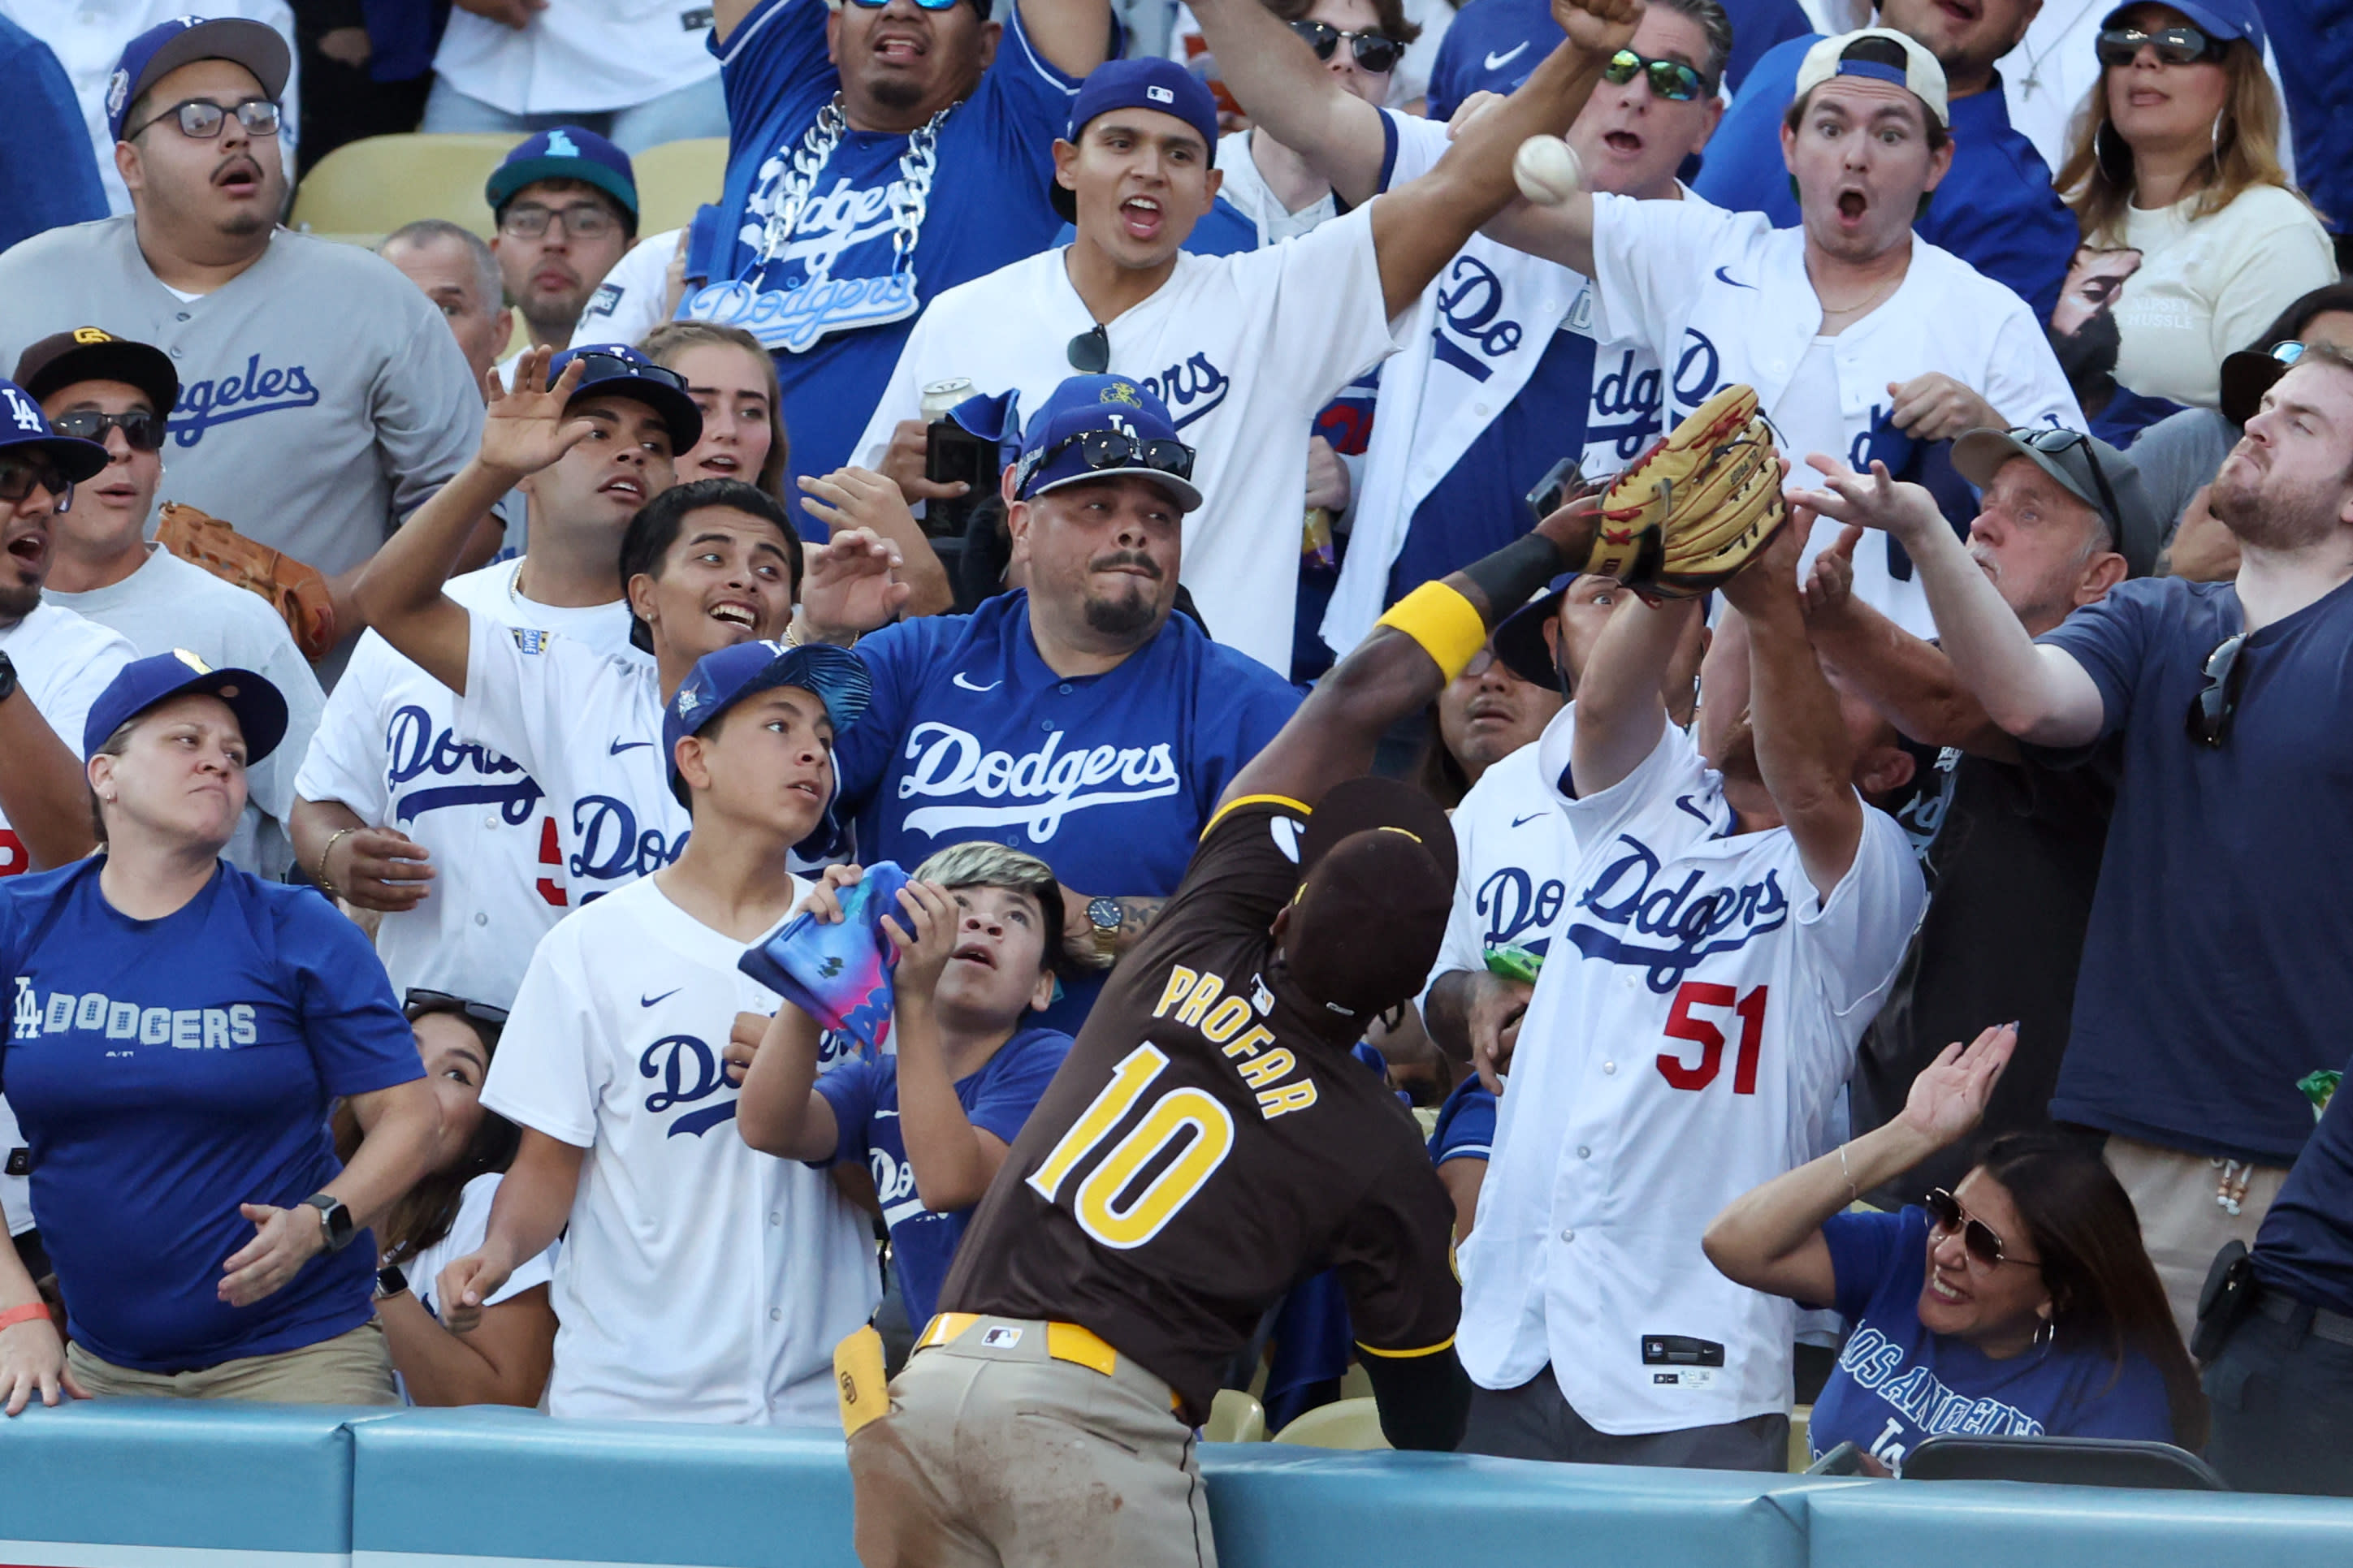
0, 654, 438, 1414
1704, 1024, 2204, 1474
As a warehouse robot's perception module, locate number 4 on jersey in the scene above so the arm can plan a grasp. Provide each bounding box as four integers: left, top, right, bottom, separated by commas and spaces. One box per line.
1657, 982, 1767, 1094
1027, 1044, 1235, 1249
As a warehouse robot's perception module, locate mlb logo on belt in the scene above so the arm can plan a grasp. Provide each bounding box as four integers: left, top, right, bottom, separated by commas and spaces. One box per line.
981, 1325, 1024, 1348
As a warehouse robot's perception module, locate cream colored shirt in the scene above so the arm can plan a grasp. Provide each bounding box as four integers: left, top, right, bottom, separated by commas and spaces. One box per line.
2106, 184, 2336, 412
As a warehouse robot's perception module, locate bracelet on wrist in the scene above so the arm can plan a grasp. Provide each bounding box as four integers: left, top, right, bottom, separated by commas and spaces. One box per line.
0, 1301, 51, 1333
316, 827, 358, 900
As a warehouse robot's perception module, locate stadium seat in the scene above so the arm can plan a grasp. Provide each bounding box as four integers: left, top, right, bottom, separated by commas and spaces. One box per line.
289, 132, 525, 246
1269, 1397, 1391, 1450
1788, 1404, 1812, 1473
632, 137, 729, 237
1205, 1389, 1268, 1443
1904, 1435, 2227, 1490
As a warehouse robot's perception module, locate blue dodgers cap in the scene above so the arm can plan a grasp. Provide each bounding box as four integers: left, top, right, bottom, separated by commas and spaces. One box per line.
2099, 0, 2264, 51
486, 125, 639, 232
1054, 58, 1221, 222
548, 343, 702, 456
1492, 572, 1578, 689
0, 378, 110, 486
664, 639, 873, 810
84, 650, 288, 763
107, 16, 292, 141
1011, 374, 1202, 512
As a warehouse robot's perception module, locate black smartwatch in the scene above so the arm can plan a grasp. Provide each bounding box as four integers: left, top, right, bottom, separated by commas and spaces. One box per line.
374, 1263, 409, 1301
0, 650, 16, 705
304, 1194, 357, 1253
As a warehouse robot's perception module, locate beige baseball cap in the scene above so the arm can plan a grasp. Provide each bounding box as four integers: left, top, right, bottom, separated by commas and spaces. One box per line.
1793, 28, 1949, 131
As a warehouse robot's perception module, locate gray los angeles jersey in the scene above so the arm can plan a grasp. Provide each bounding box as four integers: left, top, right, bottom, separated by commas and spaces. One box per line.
0, 217, 482, 589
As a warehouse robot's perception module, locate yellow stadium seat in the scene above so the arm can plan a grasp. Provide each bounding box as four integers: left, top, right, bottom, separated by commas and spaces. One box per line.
1789, 1404, 1813, 1472
1270, 1397, 1391, 1450
1205, 1389, 1268, 1444
631, 137, 729, 237
1338, 1361, 1373, 1403
289, 132, 526, 245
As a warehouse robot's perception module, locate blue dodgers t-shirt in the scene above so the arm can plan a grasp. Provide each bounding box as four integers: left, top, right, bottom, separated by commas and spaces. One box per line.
0, 861, 422, 1371
1810, 1207, 2173, 1471
696, 0, 1089, 495
1425, 0, 1806, 114
1428, 1073, 1496, 1166
2253, 1047, 2353, 1318
833, 591, 1300, 1030
1691, 43, 2075, 323
2035, 577, 2353, 1166
813, 1026, 1071, 1327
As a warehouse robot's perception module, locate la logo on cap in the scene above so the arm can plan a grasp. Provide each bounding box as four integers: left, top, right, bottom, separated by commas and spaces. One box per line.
546, 129, 580, 158
1146, 84, 1174, 103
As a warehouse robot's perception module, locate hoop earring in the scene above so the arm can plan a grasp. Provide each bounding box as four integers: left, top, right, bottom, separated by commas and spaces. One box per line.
2209, 109, 2226, 166
2033, 1317, 2056, 1350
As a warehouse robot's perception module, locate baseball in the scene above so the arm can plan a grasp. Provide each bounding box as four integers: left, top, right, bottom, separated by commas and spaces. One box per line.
1512, 136, 1584, 207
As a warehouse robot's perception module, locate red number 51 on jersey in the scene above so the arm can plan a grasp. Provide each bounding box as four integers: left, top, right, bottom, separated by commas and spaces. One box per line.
1657, 982, 1768, 1095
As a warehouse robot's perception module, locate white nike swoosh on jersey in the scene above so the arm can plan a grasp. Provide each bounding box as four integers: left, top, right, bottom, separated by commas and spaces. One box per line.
875, 1108, 898, 1118
1485, 42, 1530, 71
952, 673, 1001, 692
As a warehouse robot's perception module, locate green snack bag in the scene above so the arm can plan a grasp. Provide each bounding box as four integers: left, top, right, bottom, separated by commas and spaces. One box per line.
2299, 1069, 2342, 1123
1485, 944, 1543, 987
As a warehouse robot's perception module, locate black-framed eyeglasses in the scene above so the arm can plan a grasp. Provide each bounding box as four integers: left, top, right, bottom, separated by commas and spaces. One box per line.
1066, 323, 1110, 375
552, 352, 688, 393
2003, 426, 2122, 532
404, 988, 510, 1030
0, 453, 70, 504
2095, 25, 2231, 67
1289, 19, 1405, 74
50, 409, 166, 453
1602, 47, 1711, 102
1023, 428, 1196, 495
1924, 1187, 2038, 1270
2186, 629, 2250, 749
500, 201, 622, 240
126, 96, 281, 141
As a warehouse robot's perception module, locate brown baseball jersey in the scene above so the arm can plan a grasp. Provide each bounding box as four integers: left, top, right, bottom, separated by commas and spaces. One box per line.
936, 794, 1461, 1423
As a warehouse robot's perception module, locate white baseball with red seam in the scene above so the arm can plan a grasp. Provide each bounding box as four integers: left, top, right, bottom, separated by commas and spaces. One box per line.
1512, 136, 1584, 207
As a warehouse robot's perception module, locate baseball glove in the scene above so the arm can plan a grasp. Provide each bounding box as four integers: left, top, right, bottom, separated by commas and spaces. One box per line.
1582, 384, 1788, 600
156, 502, 338, 662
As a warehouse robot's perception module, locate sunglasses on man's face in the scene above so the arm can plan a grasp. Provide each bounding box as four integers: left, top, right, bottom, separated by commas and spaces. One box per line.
1289, 19, 1405, 74
128, 96, 281, 141
2095, 24, 2231, 67
0, 456, 70, 505
1924, 1187, 2037, 1271
1602, 47, 1710, 102
50, 409, 167, 453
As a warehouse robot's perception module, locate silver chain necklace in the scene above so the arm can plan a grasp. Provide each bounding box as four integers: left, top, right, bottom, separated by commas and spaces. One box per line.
754, 93, 948, 271
2015, 0, 2100, 99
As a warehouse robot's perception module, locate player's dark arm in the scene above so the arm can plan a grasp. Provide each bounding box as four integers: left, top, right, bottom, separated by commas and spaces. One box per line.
1719, 528, 1864, 905
1360, 1346, 1473, 1449
1806, 581, 2021, 762
1186, 0, 1388, 206
1221, 503, 1601, 813
0, 682, 95, 870
734, 1004, 841, 1163
1366, 0, 1637, 316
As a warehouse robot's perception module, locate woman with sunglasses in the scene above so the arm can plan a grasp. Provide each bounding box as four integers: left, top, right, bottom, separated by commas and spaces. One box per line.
2048, 0, 2330, 435
1704, 1024, 2204, 1475
334, 992, 559, 1407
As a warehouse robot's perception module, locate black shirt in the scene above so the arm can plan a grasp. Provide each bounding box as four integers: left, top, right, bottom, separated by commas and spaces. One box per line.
938, 797, 1460, 1423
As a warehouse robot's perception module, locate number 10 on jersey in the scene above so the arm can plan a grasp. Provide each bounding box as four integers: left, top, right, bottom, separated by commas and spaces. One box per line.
1027, 1044, 1236, 1249
1657, 982, 1768, 1094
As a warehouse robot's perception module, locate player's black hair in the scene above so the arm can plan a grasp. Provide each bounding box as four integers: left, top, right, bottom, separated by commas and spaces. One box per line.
617, 478, 805, 654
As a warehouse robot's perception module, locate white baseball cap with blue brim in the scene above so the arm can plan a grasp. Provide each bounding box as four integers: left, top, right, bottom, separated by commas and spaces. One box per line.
1793, 28, 1949, 130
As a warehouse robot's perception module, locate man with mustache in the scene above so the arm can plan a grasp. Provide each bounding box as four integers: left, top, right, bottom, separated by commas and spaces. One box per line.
485, 129, 638, 365
0, 17, 486, 680
825, 374, 1300, 1035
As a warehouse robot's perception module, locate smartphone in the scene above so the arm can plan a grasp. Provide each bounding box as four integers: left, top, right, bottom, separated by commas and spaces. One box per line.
1525, 455, 1589, 524
923, 419, 999, 538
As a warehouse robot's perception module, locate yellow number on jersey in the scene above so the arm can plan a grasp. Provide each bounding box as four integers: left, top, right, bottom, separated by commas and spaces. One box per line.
1027, 1043, 1237, 1250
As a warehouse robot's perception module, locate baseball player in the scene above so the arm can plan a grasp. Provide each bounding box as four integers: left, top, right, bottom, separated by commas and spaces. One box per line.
1490, 27, 2084, 638
433, 637, 880, 1423
842, 469, 1621, 1567
292, 344, 681, 1009
856, 0, 1656, 674
0, 17, 486, 678
1183, 0, 1728, 655
1454, 510, 1927, 1467
350, 345, 910, 908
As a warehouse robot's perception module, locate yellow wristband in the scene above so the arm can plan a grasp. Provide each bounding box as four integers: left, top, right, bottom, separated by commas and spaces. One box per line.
1375, 581, 1488, 680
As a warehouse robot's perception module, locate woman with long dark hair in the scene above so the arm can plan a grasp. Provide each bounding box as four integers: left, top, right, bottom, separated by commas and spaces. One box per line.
1705, 1026, 2204, 1473
333, 991, 556, 1406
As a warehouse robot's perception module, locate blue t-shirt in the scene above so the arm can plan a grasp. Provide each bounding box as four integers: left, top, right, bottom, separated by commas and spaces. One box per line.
1691, 45, 2074, 323
697, 0, 1090, 494
2254, 1047, 2353, 1319
813, 1026, 1071, 1327
1428, 1073, 1496, 1166
1809, 1207, 2173, 1471
0, 861, 422, 1371
2035, 576, 2353, 1166
0, 16, 106, 257
1425, 0, 1808, 116
833, 591, 1300, 1030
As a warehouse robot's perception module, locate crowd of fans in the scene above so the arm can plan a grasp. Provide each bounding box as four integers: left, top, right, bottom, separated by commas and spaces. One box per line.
0, 0, 2351, 1517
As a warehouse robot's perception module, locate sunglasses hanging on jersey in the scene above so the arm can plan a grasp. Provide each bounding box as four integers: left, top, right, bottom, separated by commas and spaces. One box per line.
2186, 629, 2250, 749
1067, 323, 1111, 375
49, 409, 167, 453
1601, 48, 1710, 102
2094, 25, 2232, 67
1289, 19, 1405, 74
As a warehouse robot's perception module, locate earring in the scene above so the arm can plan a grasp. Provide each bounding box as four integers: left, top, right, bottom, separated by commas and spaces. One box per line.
2033, 1316, 2056, 1350
2209, 109, 2227, 166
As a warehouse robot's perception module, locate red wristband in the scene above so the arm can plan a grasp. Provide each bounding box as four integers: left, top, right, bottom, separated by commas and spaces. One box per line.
0, 1301, 50, 1333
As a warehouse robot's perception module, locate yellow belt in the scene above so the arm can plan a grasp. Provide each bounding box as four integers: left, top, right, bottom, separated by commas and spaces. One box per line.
916, 1312, 1182, 1412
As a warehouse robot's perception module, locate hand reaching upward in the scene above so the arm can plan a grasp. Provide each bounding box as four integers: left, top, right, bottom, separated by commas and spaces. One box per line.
478, 346, 598, 481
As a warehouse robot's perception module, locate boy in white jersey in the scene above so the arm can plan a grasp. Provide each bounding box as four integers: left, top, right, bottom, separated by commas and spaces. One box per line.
435, 637, 880, 1423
